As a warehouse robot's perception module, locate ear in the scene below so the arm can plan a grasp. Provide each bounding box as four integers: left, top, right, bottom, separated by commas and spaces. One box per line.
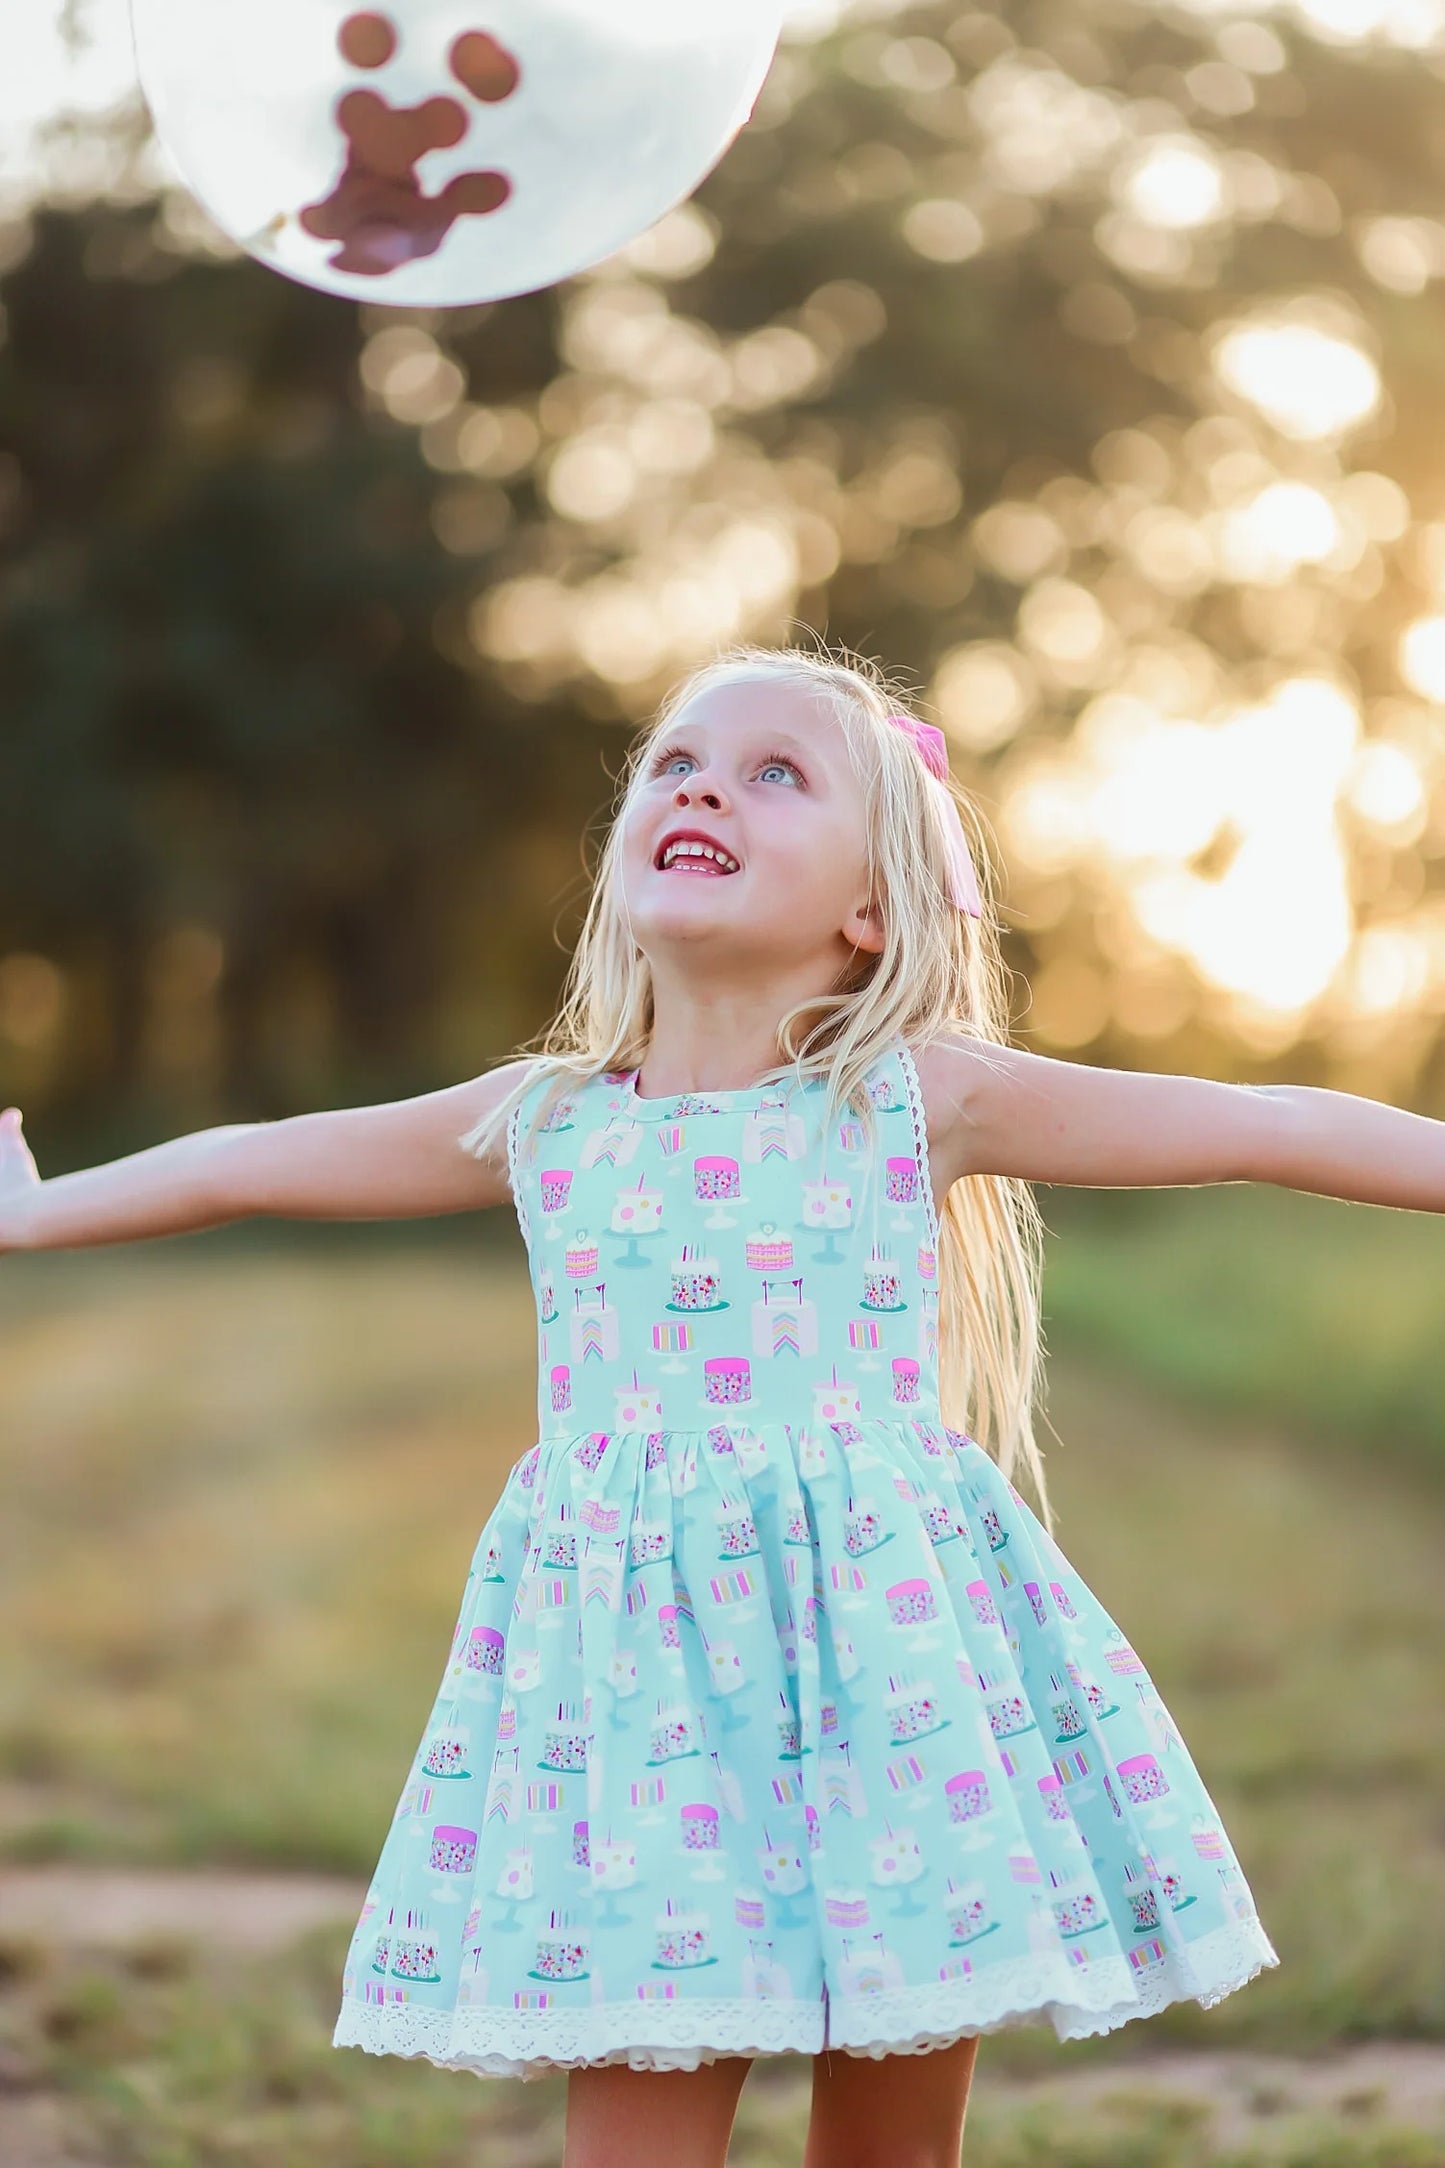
845, 896, 887, 956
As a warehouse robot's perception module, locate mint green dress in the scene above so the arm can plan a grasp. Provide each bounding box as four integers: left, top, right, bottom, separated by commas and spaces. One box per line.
333, 1035, 1279, 2078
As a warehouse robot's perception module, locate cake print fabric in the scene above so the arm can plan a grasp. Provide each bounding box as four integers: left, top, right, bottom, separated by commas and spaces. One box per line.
332, 1037, 1279, 2078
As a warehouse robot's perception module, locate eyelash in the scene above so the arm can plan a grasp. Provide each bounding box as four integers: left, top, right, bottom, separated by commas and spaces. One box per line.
650, 745, 804, 784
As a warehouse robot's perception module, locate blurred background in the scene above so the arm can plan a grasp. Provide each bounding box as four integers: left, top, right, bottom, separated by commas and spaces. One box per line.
2, 1, 1444, 2163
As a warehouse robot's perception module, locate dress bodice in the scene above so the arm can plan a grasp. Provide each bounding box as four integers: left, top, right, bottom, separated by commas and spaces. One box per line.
505, 1036, 942, 1437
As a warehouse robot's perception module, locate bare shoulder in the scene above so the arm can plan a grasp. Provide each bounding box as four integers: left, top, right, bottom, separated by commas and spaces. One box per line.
447, 1055, 545, 1191
910, 1031, 1035, 1190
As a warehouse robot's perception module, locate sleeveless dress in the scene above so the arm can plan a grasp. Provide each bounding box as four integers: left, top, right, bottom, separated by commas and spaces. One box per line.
332, 1035, 1279, 2079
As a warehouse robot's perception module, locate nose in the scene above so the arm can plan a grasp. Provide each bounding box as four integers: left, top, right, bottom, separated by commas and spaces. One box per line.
674, 770, 726, 810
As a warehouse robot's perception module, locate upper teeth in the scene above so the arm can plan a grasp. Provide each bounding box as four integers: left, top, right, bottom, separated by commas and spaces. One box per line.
661, 840, 739, 872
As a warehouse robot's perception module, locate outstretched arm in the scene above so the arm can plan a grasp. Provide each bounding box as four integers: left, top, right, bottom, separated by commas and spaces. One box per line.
926, 1037, 1445, 1213
0, 1058, 535, 1252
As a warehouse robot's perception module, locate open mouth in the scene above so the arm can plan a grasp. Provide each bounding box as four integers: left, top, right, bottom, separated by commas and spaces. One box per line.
654, 841, 741, 876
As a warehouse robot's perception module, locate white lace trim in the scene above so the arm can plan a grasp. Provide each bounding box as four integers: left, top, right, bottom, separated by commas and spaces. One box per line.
333, 1917, 1280, 2080
506, 1086, 534, 1251
895, 1039, 942, 1252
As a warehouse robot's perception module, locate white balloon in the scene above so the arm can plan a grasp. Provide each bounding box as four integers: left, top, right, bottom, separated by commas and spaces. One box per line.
128, 0, 783, 306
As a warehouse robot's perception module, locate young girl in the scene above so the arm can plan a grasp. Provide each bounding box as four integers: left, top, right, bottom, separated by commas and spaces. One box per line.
4, 643, 1441, 2168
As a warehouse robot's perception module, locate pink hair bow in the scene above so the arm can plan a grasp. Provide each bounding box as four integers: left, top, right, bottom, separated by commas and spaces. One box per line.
886, 714, 983, 918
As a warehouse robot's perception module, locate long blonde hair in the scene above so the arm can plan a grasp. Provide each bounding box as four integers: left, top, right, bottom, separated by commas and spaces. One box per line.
461, 642, 1056, 1534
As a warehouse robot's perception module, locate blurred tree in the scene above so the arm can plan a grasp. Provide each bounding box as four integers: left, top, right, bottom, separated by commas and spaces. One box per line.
2, 0, 1444, 1141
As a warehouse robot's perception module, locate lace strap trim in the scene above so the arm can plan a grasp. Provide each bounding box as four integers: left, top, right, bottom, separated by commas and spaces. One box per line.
505, 1062, 540, 1252
895, 1038, 941, 1250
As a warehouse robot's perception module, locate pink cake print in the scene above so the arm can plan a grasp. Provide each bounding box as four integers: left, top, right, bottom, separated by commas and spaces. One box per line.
464, 1624, 505, 1679
549, 1362, 571, 1415
704, 1355, 752, 1406
1118, 1751, 1170, 1803
539, 1167, 573, 1215
965, 1578, 999, 1627
1103, 1629, 1146, 1676
734, 1888, 766, 1931
824, 1888, 871, 1929
1050, 1578, 1079, 1620
694, 1153, 740, 1202
1190, 1815, 1226, 1861
680, 1802, 720, 1853
1038, 1771, 1075, 1825
428, 1822, 478, 1874
891, 1356, 921, 1404
885, 1154, 919, 1204
886, 1576, 938, 1627
776, 1687, 803, 1760
945, 1769, 993, 1823
745, 1221, 794, 1272
563, 1230, 599, 1278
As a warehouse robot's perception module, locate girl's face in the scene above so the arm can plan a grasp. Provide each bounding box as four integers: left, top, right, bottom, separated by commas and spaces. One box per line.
622, 678, 883, 964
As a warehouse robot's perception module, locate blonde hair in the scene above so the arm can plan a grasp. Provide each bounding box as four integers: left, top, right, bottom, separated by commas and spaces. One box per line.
461, 641, 1056, 1534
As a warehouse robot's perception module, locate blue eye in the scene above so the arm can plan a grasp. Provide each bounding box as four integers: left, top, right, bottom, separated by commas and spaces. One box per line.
649, 744, 803, 784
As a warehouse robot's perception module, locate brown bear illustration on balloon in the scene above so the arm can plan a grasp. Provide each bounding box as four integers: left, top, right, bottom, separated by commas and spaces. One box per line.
299, 10, 520, 275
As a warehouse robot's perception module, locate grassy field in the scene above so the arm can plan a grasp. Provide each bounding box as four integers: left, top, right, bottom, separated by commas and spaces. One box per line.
1042, 1183, 1445, 1486
1, 1183, 1443, 2161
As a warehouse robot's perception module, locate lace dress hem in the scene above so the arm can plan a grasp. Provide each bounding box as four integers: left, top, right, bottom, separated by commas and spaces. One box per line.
332, 1915, 1280, 2080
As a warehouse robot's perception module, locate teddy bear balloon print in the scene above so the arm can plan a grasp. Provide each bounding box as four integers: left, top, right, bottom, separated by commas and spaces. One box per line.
128, 0, 786, 305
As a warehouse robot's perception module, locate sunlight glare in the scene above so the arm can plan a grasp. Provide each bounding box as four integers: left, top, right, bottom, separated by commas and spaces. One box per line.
1212, 317, 1380, 440
1398, 615, 1445, 701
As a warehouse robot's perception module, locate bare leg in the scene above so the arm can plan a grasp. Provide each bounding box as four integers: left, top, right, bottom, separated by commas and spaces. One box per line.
804, 2036, 980, 2168
563, 2055, 754, 2168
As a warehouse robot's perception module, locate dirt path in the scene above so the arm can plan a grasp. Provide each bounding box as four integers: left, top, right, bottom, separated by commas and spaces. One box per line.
2, 1866, 1443, 2155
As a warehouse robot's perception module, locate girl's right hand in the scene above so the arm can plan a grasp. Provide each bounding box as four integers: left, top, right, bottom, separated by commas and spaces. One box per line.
0, 1106, 40, 1251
